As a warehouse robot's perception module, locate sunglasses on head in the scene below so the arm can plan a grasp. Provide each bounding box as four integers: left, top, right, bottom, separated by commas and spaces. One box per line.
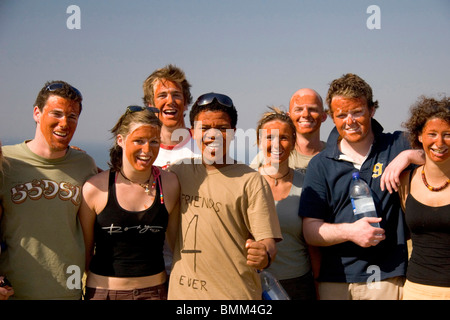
126, 105, 160, 114
195, 93, 234, 108
45, 82, 83, 99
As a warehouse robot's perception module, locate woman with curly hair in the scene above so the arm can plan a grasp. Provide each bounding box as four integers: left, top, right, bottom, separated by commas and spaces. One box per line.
398, 95, 450, 299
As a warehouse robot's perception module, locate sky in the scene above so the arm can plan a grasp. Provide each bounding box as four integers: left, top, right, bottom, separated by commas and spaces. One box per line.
0, 0, 449, 169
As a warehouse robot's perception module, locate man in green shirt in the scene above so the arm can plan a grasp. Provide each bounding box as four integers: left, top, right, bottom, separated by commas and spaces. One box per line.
0, 81, 98, 299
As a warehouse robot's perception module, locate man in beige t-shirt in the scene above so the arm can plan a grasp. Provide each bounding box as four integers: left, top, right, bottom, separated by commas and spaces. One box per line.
168, 93, 282, 300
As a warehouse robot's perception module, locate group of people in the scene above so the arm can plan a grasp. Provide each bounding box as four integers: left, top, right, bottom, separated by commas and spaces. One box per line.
0, 65, 448, 300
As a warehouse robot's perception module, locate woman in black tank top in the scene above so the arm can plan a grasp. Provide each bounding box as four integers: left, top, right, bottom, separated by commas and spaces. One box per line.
397, 96, 450, 299
79, 106, 180, 300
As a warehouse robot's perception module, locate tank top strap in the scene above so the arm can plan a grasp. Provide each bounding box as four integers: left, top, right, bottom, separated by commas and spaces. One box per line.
107, 169, 118, 206
152, 166, 164, 204
406, 168, 417, 198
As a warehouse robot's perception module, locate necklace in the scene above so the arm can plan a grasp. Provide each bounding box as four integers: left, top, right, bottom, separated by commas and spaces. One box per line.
119, 170, 155, 195
264, 168, 291, 186
421, 168, 450, 192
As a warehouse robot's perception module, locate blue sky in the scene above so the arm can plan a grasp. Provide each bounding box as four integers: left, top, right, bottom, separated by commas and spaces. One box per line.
1, 0, 449, 168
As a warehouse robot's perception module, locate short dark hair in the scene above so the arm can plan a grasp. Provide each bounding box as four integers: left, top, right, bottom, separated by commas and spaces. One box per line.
34, 80, 83, 113
256, 106, 296, 146
189, 94, 238, 128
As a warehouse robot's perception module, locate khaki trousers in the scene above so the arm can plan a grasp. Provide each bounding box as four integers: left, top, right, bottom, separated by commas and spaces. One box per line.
403, 280, 450, 300
318, 276, 404, 300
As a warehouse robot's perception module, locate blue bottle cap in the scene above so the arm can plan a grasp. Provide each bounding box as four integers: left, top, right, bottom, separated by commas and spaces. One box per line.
352, 172, 360, 179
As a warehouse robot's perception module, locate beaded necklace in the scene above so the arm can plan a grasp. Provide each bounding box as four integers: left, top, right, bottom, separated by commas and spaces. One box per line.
119, 166, 164, 203
421, 168, 450, 192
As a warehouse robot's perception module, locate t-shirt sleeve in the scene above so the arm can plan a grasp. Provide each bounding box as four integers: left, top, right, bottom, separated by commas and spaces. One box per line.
246, 174, 282, 242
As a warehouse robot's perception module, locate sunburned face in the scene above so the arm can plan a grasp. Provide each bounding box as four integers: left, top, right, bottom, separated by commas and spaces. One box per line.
191, 110, 235, 168
331, 96, 374, 144
419, 117, 450, 164
289, 92, 326, 135
152, 79, 186, 128
259, 120, 295, 165
118, 124, 161, 172
34, 95, 80, 154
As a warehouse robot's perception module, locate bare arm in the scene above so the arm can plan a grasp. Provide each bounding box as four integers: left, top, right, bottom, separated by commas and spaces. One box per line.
380, 149, 424, 193
78, 183, 97, 272
166, 200, 180, 252
77, 171, 108, 271
303, 217, 386, 248
160, 170, 180, 252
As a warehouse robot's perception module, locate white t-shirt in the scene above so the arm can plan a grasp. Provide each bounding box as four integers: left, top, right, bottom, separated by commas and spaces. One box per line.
153, 134, 202, 169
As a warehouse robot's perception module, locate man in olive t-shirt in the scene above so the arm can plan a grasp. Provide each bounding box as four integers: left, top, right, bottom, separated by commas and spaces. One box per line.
0, 81, 97, 299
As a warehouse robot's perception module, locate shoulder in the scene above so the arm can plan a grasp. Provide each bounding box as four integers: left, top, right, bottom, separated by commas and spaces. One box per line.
233, 164, 272, 194
69, 148, 97, 164
83, 169, 110, 194
2, 142, 26, 158
160, 168, 180, 190
377, 129, 409, 146
305, 150, 328, 173
224, 163, 264, 182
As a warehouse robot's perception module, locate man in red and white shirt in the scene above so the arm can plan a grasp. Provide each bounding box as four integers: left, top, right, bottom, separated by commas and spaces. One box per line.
143, 64, 201, 169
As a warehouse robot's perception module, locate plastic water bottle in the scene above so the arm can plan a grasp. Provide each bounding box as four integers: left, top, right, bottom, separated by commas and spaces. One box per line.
349, 172, 380, 228
259, 270, 290, 300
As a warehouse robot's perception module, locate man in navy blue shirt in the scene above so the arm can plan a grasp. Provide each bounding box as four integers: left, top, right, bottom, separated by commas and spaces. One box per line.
299, 73, 424, 300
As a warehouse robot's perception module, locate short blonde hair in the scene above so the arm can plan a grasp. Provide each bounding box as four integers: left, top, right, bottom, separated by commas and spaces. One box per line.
256, 106, 296, 145
142, 64, 192, 107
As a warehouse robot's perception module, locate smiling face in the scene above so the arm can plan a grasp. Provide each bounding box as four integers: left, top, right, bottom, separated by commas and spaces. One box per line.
33, 95, 80, 155
153, 79, 186, 128
191, 110, 235, 169
330, 96, 374, 144
118, 124, 161, 172
289, 90, 327, 136
259, 120, 295, 165
419, 117, 450, 164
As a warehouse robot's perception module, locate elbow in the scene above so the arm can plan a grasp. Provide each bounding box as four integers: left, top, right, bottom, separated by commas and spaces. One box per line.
302, 217, 325, 246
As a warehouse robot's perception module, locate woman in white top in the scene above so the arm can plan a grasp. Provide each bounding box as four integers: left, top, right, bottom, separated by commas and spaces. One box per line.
255, 107, 317, 300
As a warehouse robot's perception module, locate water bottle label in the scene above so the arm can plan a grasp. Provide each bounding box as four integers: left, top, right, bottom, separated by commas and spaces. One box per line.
351, 198, 376, 215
